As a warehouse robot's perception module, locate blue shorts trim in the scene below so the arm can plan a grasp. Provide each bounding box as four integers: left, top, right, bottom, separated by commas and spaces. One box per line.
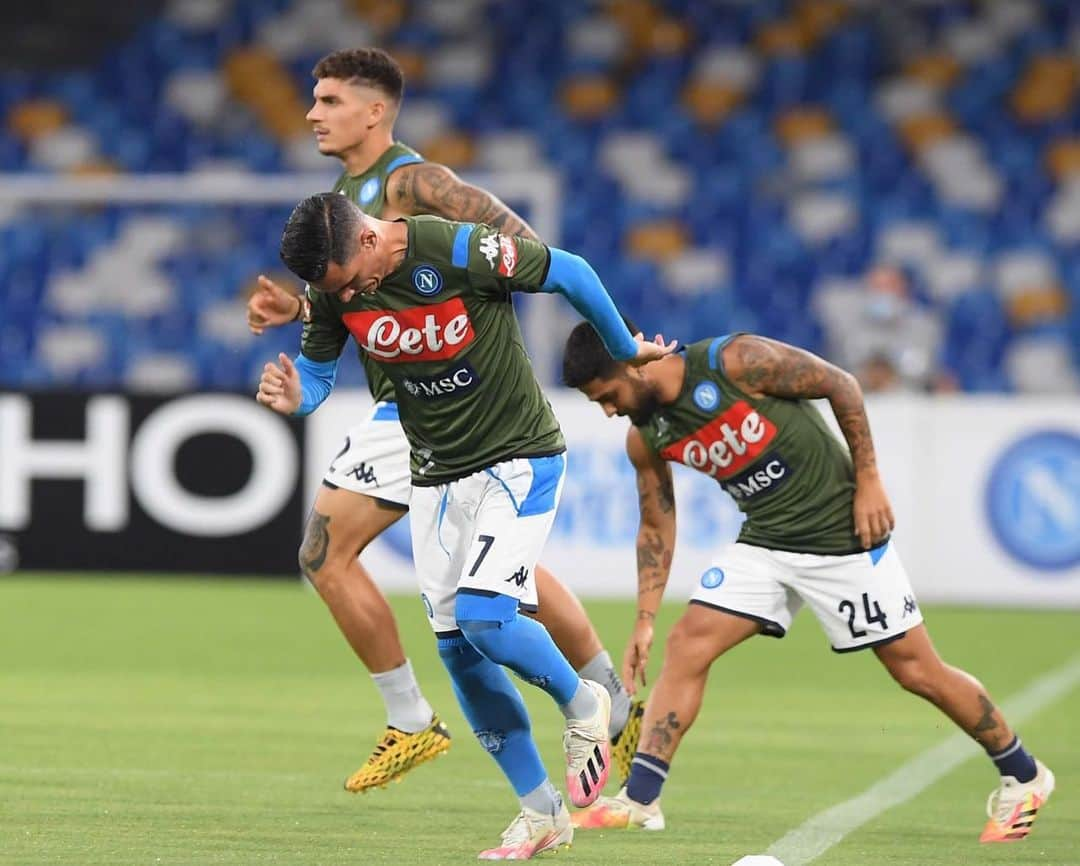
868, 539, 889, 566
519, 454, 565, 517
372, 402, 399, 421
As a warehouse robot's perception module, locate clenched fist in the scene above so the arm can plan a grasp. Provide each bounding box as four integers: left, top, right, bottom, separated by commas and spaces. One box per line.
256, 352, 302, 415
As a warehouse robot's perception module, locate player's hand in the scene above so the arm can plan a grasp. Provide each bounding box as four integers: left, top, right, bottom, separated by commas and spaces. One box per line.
256, 353, 302, 415
248, 275, 302, 335
852, 471, 895, 549
627, 332, 678, 367
622, 616, 655, 697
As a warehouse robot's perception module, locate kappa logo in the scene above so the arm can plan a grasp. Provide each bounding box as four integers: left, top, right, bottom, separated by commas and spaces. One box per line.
477, 232, 518, 277
902, 595, 918, 617
505, 566, 529, 587
479, 233, 499, 268
345, 461, 377, 485
342, 298, 476, 363
660, 401, 778, 479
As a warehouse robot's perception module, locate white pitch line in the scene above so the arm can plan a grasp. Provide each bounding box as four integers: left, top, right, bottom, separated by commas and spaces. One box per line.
762, 654, 1080, 866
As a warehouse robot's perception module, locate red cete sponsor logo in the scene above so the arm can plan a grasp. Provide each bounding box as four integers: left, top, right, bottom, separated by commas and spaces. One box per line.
659, 401, 777, 478
342, 297, 475, 363
498, 235, 518, 277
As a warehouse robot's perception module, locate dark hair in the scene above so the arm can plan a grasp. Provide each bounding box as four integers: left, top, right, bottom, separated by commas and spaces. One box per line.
562, 315, 639, 388
312, 48, 405, 101
279, 192, 362, 283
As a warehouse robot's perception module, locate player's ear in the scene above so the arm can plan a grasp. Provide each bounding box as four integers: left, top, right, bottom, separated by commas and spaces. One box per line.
368, 98, 386, 127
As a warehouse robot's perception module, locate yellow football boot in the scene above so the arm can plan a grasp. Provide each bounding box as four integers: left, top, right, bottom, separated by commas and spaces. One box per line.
344, 715, 451, 793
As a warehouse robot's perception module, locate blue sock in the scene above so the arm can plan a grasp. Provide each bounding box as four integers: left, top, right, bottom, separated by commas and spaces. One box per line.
437, 632, 547, 796
456, 590, 580, 706
988, 736, 1037, 783
625, 753, 669, 805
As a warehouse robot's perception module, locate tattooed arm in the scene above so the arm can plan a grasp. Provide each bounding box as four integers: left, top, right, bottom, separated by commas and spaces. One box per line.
622, 426, 677, 694
723, 334, 895, 549
386, 162, 539, 240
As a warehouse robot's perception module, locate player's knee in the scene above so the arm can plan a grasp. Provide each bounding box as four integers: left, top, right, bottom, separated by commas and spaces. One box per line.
457, 618, 506, 661
887, 658, 940, 700
664, 617, 714, 672
438, 631, 484, 669
455, 592, 518, 660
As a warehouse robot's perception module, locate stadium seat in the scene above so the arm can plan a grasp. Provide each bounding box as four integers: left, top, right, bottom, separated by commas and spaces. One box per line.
0, 0, 1077, 392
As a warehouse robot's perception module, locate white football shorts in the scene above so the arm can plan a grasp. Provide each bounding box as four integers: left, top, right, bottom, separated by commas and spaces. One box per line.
322, 401, 411, 507
690, 540, 924, 652
409, 454, 566, 633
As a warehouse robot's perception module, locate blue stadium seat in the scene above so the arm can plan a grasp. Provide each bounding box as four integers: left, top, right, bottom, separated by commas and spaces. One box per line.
0, 0, 1076, 390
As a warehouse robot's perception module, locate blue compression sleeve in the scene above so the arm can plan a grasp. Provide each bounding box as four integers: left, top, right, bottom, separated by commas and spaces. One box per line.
542, 248, 638, 361
456, 591, 581, 705
293, 354, 338, 416
438, 633, 547, 797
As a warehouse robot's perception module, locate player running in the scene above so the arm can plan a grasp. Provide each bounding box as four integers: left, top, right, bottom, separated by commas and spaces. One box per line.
246, 48, 641, 793
562, 325, 1055, 844
257, 194, 674, 859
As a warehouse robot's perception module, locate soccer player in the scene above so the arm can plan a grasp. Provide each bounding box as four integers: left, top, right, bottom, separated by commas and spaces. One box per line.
256, 194, 675, 859
246, 48, 641, 792
562, 326, 1055, 843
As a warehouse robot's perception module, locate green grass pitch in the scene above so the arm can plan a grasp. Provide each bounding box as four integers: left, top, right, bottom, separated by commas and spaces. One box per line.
3, 575, 1077, 865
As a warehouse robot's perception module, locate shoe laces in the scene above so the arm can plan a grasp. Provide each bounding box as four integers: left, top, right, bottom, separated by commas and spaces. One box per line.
564, 716, 604, 759
499, 810, 543, 846
985, 777, 1023, 822
371, 730, 399, 759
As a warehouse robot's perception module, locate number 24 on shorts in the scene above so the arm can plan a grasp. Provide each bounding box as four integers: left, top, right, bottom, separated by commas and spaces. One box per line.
838, 592, 888, 639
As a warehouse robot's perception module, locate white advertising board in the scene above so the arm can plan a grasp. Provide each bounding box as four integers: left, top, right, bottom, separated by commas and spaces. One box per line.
305, 391, 1080, 608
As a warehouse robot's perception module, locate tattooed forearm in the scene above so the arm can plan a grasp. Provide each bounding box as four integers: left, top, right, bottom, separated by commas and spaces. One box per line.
831, 388, 878, 475
299, 510, 330, 577
657, 473, 675, 514
642, 711, 682, 760
393, 164, 539, 240
637, 466, 676, 519
636, 527, 673, 605
729, 336, 879, 475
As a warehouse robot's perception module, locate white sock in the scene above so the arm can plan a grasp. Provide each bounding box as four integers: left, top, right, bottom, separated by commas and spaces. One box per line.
520, 778, 563, 816
560, 678, 599, 721
578, 650, 631, 738
370, 659, 434, 733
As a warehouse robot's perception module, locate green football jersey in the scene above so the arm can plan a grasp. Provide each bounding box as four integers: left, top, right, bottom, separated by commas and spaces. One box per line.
637, 336, 860, 555
302, 216, 565, 484
330, 141, 424, 403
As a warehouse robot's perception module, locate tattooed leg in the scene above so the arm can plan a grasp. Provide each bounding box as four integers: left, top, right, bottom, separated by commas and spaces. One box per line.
300, 485, 409, 673
636, 605, 760, 764
874, 625, 1015, 752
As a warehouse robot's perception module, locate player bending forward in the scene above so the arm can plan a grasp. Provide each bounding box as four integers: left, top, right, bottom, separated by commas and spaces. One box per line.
257, 193, 674, 859
247, 47, 641, 793
562, 325, 1054, 844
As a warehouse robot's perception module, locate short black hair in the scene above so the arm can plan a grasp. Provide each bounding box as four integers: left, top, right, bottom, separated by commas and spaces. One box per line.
312, 48, 405, 101
562, 316, 639, 388
279, 192, 362, 283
